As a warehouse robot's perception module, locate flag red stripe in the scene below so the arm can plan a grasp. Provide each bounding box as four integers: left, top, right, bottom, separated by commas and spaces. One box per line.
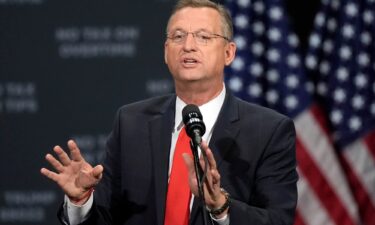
296, 138, 357, 225
364, 130, 375, 161
310, 104, 331, 136
294, 210, 307, 225
340, 153, 375, 225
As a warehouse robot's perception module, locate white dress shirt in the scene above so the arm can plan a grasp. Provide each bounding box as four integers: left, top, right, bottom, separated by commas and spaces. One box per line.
64, 85, 229, 225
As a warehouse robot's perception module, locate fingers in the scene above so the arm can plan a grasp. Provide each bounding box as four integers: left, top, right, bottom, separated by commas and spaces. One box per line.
183, 153, 200, 196
40, 168, 59, 182
204, 144, 220, 187
41, 144, 71, 184
200, 141, 217, 170
53, 145, 71, 166
42, 139, 85, 176
182, 153, 195, 175
199, 141, 221, 193
199, 141, 217, 183
68, 140, 84, 162
45, 153, 64, 172
183, 143, 222, 200
210, 168, 221, 187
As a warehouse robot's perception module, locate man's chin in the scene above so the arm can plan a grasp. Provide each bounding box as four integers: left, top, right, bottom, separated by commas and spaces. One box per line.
174, 71, 205, 81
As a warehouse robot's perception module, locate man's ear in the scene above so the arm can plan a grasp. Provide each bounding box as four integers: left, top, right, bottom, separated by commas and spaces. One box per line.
224, 42, 237, 66
164, 41, 169, 65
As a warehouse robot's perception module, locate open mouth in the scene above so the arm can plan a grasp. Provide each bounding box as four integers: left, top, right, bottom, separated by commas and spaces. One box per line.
182, 57, 199, 66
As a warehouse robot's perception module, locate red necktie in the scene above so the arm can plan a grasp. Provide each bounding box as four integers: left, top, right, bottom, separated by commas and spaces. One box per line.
164, 128, 192, 225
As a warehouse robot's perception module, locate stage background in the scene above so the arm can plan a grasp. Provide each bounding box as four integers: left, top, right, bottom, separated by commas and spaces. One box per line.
0, 0, 320, 224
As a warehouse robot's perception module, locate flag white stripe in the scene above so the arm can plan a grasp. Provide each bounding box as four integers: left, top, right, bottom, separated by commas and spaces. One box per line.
343, 140, 375, 205
294, 110, 360, 223
297, 170, 335, 225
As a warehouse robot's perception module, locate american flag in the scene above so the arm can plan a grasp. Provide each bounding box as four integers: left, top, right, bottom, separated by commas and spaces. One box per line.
224, 0, 375, 224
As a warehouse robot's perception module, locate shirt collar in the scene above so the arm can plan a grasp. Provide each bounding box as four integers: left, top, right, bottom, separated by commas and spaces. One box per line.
174, 84, 226, 136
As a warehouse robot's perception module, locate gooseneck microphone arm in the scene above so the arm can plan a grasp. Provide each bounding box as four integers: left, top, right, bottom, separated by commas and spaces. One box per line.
182, 104, 211, 225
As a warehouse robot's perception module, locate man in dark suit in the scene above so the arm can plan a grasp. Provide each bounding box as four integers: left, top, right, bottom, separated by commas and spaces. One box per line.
41, 0, 298, 224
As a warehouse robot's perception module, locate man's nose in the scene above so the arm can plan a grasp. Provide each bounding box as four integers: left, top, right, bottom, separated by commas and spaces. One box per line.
182, 33, 197, 52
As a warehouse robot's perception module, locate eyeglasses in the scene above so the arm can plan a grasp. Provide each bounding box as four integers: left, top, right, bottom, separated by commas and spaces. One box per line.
167, 30, 230, 45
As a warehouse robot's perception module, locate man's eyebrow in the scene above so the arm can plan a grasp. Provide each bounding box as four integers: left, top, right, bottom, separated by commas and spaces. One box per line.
168, 28, 185, 33
169, 28, 213, 33
195, 28, 212, 33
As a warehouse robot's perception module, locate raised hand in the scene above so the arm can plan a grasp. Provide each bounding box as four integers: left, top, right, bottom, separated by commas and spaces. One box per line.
40, 140, 103, 205
182, 141, 228, 218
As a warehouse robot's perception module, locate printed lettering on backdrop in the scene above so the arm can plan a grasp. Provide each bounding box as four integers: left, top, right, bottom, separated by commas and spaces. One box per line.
0, 1, 174, 224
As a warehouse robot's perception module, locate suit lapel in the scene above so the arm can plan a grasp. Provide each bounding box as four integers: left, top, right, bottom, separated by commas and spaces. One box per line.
209, 94, 240, 168
149, 96, 175, 225
190, 93, 240, 224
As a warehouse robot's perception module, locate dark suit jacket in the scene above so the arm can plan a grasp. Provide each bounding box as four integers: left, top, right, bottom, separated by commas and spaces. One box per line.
66, 91, 298, 225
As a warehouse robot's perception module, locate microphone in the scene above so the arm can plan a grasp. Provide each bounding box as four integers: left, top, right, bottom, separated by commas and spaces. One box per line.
182, 104, 206, 145
182, 104, 209, 225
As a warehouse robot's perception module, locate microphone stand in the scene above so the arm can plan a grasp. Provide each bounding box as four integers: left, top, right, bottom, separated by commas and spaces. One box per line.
189, 140, 209, 225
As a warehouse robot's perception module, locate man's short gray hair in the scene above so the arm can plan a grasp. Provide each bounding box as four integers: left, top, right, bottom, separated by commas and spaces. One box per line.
166, 0, 234, 41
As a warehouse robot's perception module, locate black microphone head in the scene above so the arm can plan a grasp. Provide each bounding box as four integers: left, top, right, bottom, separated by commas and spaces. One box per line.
182, 104, 206, 140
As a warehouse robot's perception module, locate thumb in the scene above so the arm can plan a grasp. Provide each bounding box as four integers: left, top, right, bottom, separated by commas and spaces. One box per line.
92, 165, 103, 179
